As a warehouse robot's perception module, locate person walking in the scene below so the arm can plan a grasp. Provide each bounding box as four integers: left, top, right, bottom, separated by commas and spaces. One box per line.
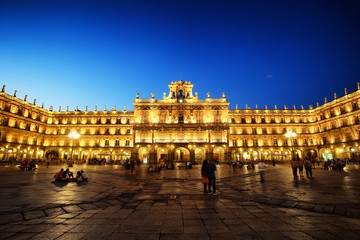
130, 159, 135, 175
297, 158, 304, 178
291, 158, 298, 179
304, 158, 313, 178
258, 160, 266, 182
230, 158, 236, 172
201, 160, 209, 193
206, 159, 217, 195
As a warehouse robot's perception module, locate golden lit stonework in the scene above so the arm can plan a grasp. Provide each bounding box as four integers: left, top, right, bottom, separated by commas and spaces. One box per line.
0, 81, 359, 163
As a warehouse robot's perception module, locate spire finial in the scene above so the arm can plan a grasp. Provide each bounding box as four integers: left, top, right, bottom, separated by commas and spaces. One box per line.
180, 63, 182, 80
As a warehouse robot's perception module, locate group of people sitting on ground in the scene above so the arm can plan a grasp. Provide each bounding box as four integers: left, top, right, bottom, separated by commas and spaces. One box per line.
54, 168, 88, 182
322, 159, 346, 170
148, 162, 175, 172
19, 160, 36, 171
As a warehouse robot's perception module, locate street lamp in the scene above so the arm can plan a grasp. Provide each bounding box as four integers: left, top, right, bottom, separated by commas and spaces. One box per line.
68, 131, 80, 161
285, 130, 297, 159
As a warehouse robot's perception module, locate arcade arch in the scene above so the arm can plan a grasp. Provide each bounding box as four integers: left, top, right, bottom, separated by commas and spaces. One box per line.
194, 147, 206, 162
173, 147, 190, 162
157, 147, 169, 162
138, 147, 150, 163
213, 147, 224, 161
303, 149, 317, 159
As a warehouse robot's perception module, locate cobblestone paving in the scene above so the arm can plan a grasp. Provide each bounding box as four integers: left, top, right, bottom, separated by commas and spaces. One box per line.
0, 164, 360, 239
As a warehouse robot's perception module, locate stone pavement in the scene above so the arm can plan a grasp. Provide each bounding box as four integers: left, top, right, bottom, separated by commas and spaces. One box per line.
0, 163, 360, 239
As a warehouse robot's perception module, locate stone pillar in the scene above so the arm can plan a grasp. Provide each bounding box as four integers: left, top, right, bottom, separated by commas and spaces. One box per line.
149, 152, 157, 164
206, 152, 213, 161
190, 149, 195, 163
131, 152, 138, 160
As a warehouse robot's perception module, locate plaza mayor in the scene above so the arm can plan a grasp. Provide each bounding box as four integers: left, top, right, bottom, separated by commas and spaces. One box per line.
0, 80, 359, 164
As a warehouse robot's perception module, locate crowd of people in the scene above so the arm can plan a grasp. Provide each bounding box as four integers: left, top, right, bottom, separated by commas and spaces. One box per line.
14, 155, 353, 188
54, 168, 88, 182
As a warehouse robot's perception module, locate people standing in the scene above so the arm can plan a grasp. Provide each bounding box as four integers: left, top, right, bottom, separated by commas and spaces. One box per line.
206, 159, 217, 195
201, 160, 209, 193
298, 158, 304, 178
304, 158, 313, 178
136, 159, 141, 174
230, 159, 236, 172
258, 160, 266, 182
130, 159, 135, 175
291, 158, 298, 179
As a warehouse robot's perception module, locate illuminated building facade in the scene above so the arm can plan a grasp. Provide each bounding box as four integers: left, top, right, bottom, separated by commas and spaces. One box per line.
1, 81, 360, 163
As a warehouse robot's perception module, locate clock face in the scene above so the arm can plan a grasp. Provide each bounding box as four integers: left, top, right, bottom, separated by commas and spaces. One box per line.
179, 99, 183, 103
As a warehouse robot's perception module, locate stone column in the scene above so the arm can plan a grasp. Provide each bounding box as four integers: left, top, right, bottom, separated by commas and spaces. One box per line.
206, 152, 213, 161
190, 148, 195, 163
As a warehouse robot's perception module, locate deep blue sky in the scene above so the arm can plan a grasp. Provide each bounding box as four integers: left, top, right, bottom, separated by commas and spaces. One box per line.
1, 0, 360, 111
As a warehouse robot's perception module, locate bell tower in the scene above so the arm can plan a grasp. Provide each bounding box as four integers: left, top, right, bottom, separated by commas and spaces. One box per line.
167, 80, 194, 101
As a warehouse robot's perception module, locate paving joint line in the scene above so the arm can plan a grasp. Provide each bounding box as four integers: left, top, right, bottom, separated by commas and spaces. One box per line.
223, 182, 360, 219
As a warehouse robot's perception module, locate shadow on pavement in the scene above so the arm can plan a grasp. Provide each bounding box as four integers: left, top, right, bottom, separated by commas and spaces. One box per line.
51, 180, 68, 187
51, 180, 89, 187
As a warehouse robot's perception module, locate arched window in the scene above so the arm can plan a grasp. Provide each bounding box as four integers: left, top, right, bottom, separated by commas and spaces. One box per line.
178, 114, 184, 124
178, 90, 184, 99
